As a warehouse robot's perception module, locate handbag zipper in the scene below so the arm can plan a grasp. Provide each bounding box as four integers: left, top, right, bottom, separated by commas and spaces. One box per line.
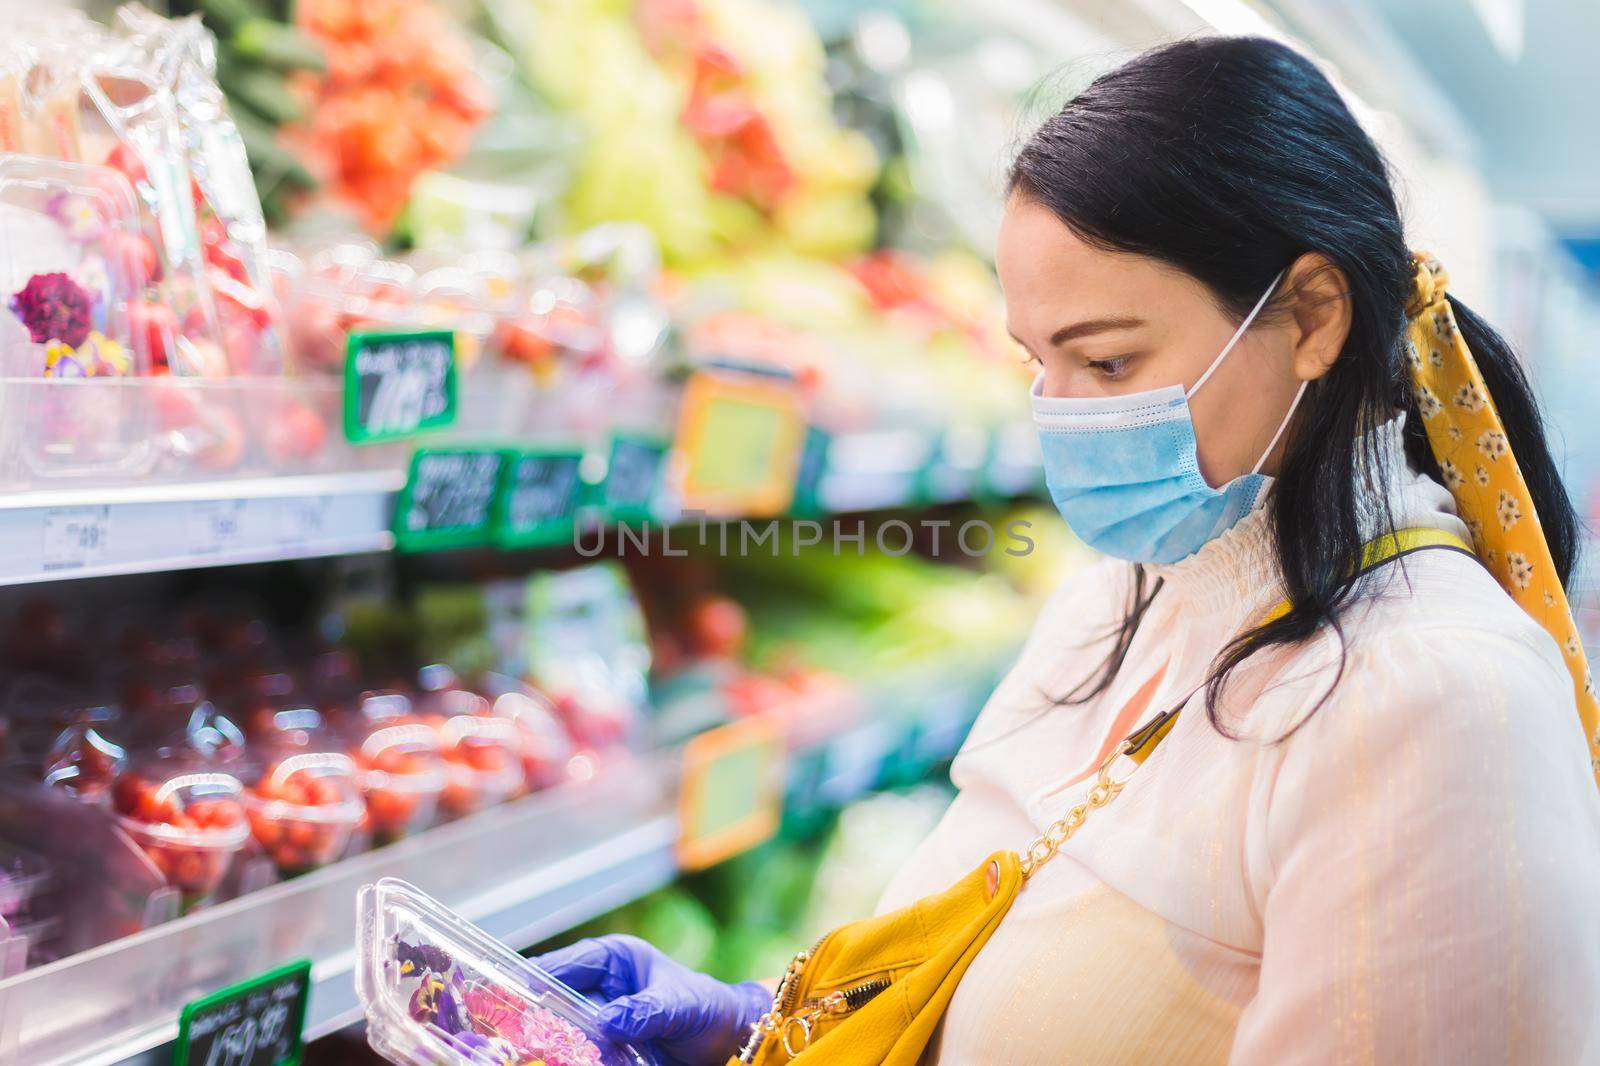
801, 976, 892, 1014
776, 931, 831, 1015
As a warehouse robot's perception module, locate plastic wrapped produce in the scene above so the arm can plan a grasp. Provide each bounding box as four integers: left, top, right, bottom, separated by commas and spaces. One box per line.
40, 720, 128, 803
0, 155, 157, 479
346, 692, 447, 845
115, 4, 288, 375
416, 666, 524, 818
243, 749, 364, 874
483, 681, 576, 792
0, 841, 53, 927
111, 751, 249, 904
358, 877, 648, 1066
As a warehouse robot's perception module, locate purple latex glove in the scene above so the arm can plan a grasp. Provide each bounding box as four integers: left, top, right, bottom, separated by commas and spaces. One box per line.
537, 934, 770, 1066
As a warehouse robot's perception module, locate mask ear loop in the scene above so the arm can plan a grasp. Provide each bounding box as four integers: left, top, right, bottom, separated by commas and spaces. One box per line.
1186, 268, 1287, 399
1250, 378, 1308, 476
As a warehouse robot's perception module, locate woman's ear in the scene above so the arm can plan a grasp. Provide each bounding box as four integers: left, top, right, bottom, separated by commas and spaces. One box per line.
1282, 252, 1352, 381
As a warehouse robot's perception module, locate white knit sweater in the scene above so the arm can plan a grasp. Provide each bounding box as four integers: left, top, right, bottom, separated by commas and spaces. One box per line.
876, 417, 1600, 1064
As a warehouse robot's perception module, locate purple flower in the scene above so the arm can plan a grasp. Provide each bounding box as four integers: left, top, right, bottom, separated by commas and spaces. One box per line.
443, 1032, 522, 1065
10, 272, 93, 348
395, 936, 454, 977
43, 341, 87, 379
434, 967, 473, 1036
45, 192, 105, 243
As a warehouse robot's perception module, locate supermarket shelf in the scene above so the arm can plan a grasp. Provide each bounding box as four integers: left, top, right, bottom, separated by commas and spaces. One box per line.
784, 656, 1007, 828
0, 754, 679, 1066
0, 470, 404, 586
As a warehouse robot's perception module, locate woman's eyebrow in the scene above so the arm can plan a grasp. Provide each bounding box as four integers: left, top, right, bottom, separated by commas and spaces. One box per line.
1046, 315, 1144, 346
1006, 315, 1145, 347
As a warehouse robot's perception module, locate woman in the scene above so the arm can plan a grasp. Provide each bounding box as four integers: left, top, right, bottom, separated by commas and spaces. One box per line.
541, 36, 1600, 1063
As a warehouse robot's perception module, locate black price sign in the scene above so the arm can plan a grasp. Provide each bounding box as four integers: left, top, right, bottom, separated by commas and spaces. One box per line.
343, 330, 458, 443
395, 449, 504, 551
601, 435, 668, 521
174, 959, 310, 1066
495, 448, 585, 548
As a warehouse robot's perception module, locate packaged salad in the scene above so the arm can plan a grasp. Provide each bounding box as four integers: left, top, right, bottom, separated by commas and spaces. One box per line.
357, 878, 648, 1066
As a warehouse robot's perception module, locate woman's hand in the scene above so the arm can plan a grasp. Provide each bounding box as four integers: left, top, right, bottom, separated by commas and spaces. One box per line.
536, 934, 771, 1066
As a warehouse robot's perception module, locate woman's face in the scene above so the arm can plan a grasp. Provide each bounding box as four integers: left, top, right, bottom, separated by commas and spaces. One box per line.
996, 195, 1308, 485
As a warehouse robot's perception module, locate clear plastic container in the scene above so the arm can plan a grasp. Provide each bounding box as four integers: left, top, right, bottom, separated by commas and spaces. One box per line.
243, 750, 365, 875
7, 912, 62, 969
0, 155, 158, 479
347, 694, 447, 845
416, 671, 525, 818
357, 878, 649, 1066
40, 719, 128, 803
433, 711, 525, 819
485, 683, 576, 792
114, 4, 288, 376
111, 754, 249, 901
0, 841, 53, 920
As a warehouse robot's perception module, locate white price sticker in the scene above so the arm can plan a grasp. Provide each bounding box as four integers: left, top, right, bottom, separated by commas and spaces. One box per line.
42, 506, 110, 571
275, 497, 329, 546
188, 500, 247, 555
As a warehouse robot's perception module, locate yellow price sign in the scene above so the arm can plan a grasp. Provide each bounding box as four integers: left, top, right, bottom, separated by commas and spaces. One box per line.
677, 715, 787, 871
673, 371, 807, 517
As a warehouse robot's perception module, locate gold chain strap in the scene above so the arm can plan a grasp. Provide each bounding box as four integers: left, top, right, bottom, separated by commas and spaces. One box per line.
738, 948, 812, 1063
1019, 742, 1131, 878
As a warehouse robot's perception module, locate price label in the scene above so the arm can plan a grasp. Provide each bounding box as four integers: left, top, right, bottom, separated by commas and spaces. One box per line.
274, 498, 329, 546
678, 715, 787, 871
494, 448, 585, 549
188, 500, 247, 556
674, 371, 806, 517
394, 449, 504, 552
343, 330, 458, 443
787, 426, 832, 517
601, 435, 669, 522
42, 506, 110, 571
173, 958, 310, 1066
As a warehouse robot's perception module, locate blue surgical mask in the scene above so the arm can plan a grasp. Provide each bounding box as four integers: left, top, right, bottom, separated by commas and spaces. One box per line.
1031, 271, 1304, 564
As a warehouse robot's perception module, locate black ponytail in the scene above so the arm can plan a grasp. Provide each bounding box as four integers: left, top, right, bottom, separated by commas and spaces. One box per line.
1010, 36, 1581, 727
1440, 294, 1579, 583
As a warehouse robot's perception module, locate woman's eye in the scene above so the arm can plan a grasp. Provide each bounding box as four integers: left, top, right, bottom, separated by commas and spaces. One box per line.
1086, 356, 1131, 379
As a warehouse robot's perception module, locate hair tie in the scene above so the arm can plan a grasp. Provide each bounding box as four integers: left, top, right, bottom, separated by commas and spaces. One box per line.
1404, 250, 1600, 785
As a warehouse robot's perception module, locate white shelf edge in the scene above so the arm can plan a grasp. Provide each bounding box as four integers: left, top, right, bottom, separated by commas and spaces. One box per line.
0, 469, 407, 511
0, 758, 679, 1066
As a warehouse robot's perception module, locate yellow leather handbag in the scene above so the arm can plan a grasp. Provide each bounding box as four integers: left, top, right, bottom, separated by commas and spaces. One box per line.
731, 527, 1473, 1066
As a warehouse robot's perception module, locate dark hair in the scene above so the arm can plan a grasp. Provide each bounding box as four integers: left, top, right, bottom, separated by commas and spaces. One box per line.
1009, 36, 1579, 730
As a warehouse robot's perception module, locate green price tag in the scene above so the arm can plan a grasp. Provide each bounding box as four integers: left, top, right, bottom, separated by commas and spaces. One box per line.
600, 435, 669, 523
787, 426, 831, 518
394, 448, 504, 552
675, 371, 806, 517
173, 958, 311, 1066
343, 330, 458, 443
495, 447, 586, 549
678, 716, 787, 871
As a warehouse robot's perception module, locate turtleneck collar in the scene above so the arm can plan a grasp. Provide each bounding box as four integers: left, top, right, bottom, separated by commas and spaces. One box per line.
1143, 412, 1468, 616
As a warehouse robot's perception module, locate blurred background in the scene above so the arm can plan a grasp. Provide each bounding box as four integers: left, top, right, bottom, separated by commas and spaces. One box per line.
0, 0, 1596, 1063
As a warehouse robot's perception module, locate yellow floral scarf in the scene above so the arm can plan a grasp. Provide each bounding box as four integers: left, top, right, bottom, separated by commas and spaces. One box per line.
1405, 251, 1600, 784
